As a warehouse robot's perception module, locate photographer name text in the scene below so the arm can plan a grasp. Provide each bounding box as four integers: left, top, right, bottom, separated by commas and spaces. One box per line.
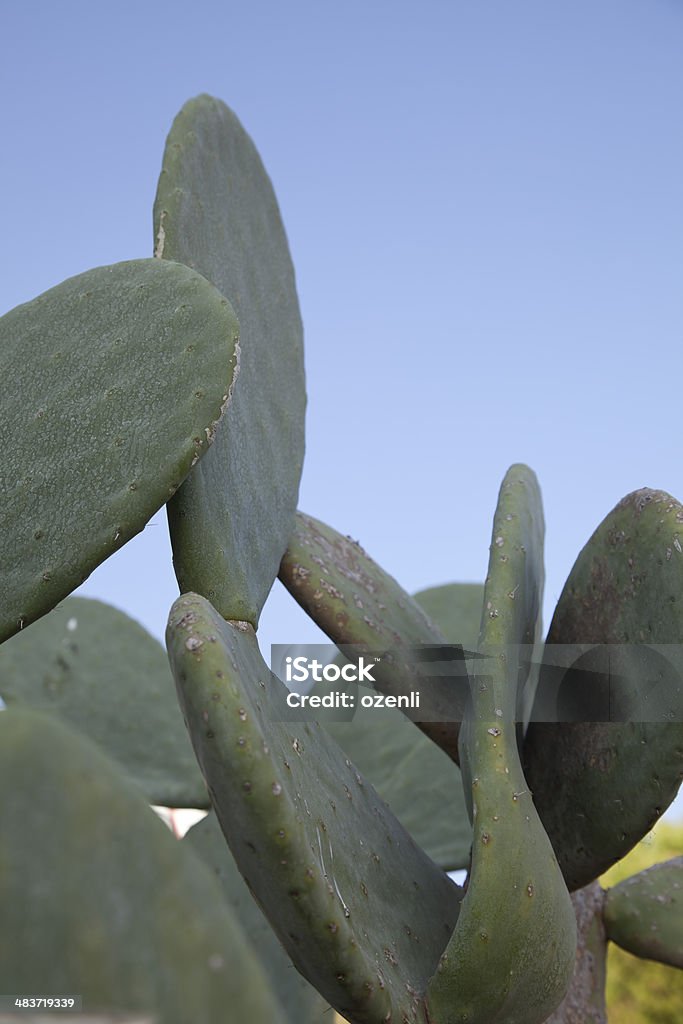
285, 690, 420, 709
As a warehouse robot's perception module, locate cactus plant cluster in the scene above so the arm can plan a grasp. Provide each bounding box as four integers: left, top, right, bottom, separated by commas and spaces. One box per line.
0, 95, 681, 1023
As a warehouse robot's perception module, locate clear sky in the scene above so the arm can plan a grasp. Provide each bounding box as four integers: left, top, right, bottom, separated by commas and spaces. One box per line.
2, 1, 682, 818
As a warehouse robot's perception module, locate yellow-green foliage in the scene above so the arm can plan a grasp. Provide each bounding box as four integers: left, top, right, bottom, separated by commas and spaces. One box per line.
601, 819, 683, 1023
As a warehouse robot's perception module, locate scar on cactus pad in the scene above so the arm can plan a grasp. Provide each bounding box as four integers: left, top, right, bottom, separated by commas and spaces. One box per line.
0, 92, 681, 1024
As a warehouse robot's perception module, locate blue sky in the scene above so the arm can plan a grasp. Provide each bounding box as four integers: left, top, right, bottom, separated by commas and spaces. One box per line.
2, 1, 682, 818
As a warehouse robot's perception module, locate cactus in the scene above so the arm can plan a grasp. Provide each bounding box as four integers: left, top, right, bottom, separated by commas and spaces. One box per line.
184, 810, 330, 1023
604, 857, 683, 969
279, 512, 467, 761
0, 93, 681, 1023
0, 709, 287, 1023
154, 96, 306, 627
0, 258, 238, 643
0, 596, 207, 807
167, 593, 462, 1024
523, 489, 683, 891
423, 468, 577, 1024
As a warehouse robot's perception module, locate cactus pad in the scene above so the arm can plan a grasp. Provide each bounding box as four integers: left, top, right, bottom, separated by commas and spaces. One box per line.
0, 708, 286, 1023
426, 465, 577, 1024
604, 856, 683, 968
280, 511, 463, 761
185, 811, 331, 1023
414, 582, 485, 649
155, 95, 306, 626
524, 489, 683, 891
167, 592, 462, 1024
0, 258, 238, 642
320, 583, 484, 870
0, 597, 207, 807
322, 703, 472, 872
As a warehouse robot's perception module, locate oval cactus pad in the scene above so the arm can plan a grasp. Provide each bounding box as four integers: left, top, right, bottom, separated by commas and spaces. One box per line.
280, 512, 463, 761
0, 258, 239, 642
167, 592, 462, 1024
524, 489, 683, 891
155, 95, 306, 625
604, 857, 683, 969
427, 466, 576, 1024
0, 597, 208, 807
0, 709, 286, 1023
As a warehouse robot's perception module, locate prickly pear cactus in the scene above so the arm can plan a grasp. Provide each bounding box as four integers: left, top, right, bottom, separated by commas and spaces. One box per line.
1, 93, 681, 1024
0, 708, 286, 1023
425, 467, 577, 1024
0, 596, 207, 807
279, 582, 479, 870
279, 511, 466, 761
154, 95, 306, 626
167, 593, 462, 1024
524, 489, 683, 891
0, 258, 238, 642
184, 811, 331, 1023
604, 856, 683, 969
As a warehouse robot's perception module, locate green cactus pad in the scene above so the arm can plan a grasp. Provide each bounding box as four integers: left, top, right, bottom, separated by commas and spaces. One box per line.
0, 258, 238, 643
524, 489, 683, 891
0, 708, 286, 1023
604, 856, 683, 968
414, 583, 485, 649
185, 811, 331, 1023
0, 597, 207, 807
322, 704, 471, 872
320, 584, 484, 870
427, 465, 577, 1024
155, 95, 306, 626
167, 592, 462, 1024
279, 511, 463, 761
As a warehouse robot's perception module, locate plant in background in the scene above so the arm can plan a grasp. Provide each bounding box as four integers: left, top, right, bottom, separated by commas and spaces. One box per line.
0, 95, 680, 1024
601, 825, 683, 1024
